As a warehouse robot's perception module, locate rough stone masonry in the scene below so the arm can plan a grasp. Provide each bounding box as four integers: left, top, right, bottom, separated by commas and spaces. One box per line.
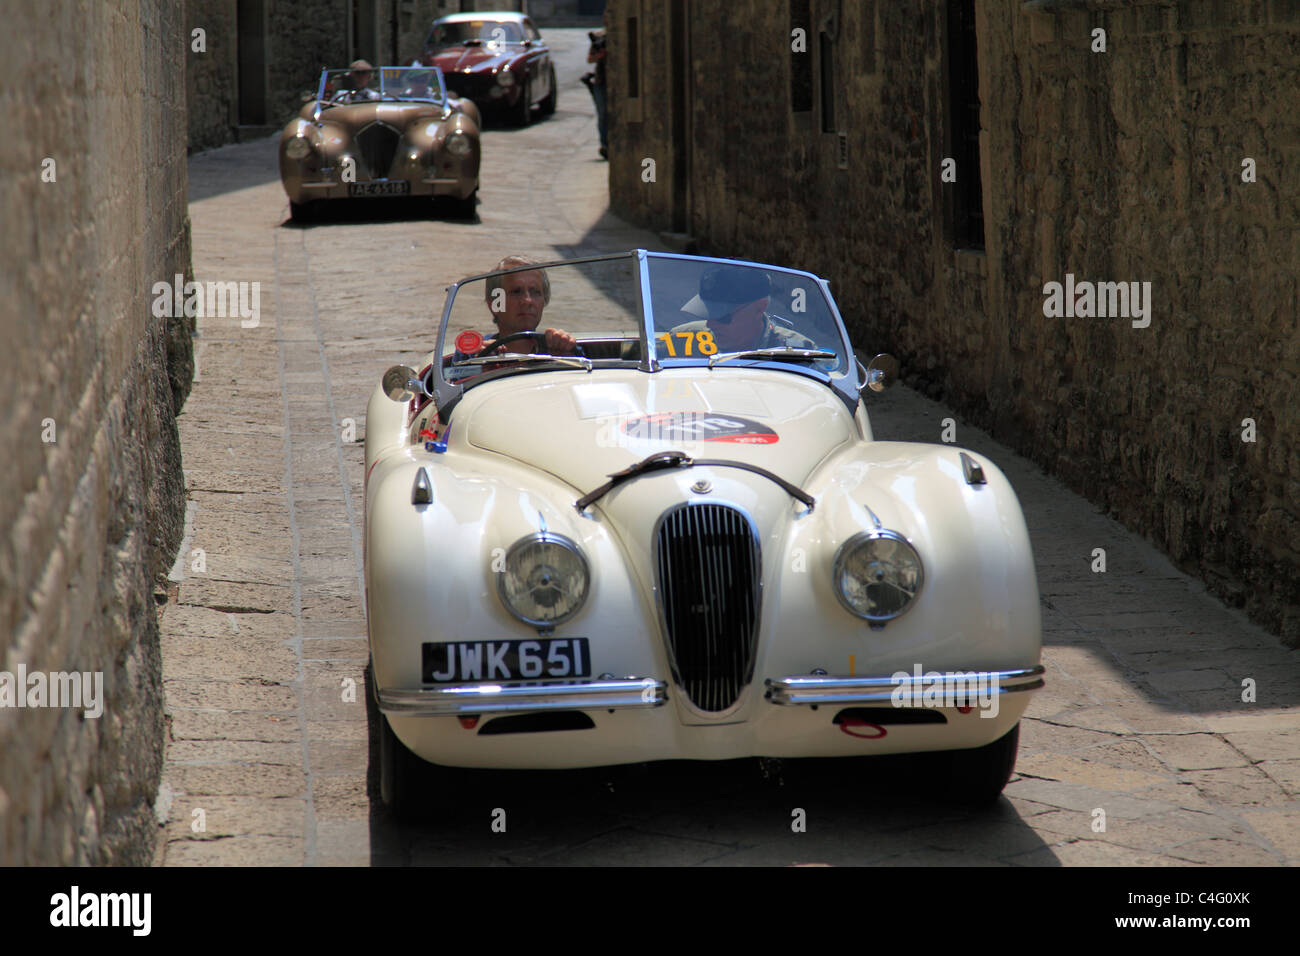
0, 0, 194, 864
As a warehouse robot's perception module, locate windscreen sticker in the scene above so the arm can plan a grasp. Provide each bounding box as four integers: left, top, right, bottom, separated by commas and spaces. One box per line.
621, 412, 778, 444
455, 329, 484, 354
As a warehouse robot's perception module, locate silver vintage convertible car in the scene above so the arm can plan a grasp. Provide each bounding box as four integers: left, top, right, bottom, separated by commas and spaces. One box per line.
365, 251, 1044, 819
279, 65, 481, 222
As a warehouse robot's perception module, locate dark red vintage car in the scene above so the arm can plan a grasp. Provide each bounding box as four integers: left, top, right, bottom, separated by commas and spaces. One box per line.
421, 12, 556, 126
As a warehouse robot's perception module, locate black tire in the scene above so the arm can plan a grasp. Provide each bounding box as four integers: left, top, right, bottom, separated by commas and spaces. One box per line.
289, 200, 316, 224
378, 710, 427, 823
513, 77, 532, 126
941, 722, 1020, 806
371, 662, 456, 824
539, 66, 557, 116
446, 188, 477, 220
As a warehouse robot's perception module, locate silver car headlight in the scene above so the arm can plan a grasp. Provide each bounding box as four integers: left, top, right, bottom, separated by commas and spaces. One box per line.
285, 135, 313, 160
496, 69, 515, 87
832, 530, 923, 622
497, 533, 589, 627
444, 132, 471, 156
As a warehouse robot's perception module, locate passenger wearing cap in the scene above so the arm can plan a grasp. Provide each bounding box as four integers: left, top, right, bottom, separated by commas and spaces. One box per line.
339, 59, 381, 102
672, 265, 817, 354
403, 68, 433, 97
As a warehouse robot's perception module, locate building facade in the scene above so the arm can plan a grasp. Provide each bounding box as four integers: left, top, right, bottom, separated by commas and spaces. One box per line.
607, 0, 1299, 643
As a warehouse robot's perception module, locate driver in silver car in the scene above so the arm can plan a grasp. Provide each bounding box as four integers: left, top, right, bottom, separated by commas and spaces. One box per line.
481, 256, 577, 355
338, 59, 381, 102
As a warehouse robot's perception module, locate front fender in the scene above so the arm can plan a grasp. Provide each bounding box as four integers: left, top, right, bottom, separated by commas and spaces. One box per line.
764, 441, 1041, 678
365, 453, 666, 695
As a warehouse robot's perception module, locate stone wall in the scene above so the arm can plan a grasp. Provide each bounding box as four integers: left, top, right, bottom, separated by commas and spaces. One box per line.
266, 0, 350, 127
0, 0, 194, 863
186, 0, 238, 151
608, 0, 1300, 643
398, 0, 457, 65
187, 0, 352, 152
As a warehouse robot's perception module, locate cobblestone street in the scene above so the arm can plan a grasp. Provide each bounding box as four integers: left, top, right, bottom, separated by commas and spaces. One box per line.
155, 29, 1299, 867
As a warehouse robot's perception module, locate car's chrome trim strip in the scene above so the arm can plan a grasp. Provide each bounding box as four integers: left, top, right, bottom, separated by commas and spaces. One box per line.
378, 678, 667, 716
765, 666, 1045, 706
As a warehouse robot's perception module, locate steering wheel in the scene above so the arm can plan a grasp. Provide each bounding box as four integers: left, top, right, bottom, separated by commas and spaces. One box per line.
471, 330, 586, 359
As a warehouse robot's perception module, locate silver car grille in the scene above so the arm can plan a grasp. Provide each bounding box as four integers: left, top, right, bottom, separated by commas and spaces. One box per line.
654, 503, 761, 713
355, 122, 401, 179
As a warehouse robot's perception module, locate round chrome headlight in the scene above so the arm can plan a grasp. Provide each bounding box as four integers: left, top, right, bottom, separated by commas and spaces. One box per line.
496, 70, 515, 87
444, 132, 471, 156
285, 135, 312, 160
832, 530, 923, 622
497, 533, 589, 627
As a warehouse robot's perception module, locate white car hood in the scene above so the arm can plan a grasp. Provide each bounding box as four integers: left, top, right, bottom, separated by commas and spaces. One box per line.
464, 370, 856, 492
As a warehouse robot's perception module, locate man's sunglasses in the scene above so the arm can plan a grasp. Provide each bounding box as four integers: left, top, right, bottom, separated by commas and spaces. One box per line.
711, 302, 756, 324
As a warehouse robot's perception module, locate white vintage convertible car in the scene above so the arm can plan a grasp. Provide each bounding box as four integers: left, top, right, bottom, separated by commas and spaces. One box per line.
364, 251, 1043, 818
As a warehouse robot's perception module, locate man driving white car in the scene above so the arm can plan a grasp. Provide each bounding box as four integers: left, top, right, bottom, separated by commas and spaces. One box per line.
481, 256, 577, 355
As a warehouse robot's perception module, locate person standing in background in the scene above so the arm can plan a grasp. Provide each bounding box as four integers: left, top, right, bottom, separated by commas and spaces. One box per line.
583, 28, 608, 159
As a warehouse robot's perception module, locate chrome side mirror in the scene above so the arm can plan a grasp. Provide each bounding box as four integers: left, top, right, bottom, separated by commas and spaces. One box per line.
383, 365, 427, 402
863, 353, 899, 393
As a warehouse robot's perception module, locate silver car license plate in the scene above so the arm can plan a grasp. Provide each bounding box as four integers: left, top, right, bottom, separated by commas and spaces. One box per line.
347, 181, 410, 197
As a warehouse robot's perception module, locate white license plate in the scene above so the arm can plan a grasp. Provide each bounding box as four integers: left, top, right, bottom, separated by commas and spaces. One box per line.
422, 638, 591, 683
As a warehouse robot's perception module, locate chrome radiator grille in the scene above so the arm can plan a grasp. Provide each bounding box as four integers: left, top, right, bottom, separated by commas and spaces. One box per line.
654, 504, 761, 712
356, 122, 400, 178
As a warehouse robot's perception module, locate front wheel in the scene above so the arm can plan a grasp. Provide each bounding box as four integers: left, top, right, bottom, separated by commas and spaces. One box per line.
941, 722, 1020, 806
539, 67, 557, 116
512, 78, 532, 126
378, 711, 427, 823
289, 200, 317, 224
372, 664, 456, 823
445, 188, 477, 220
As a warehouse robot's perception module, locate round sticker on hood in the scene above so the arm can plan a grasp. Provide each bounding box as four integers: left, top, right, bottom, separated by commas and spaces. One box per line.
621, 412, 778, 444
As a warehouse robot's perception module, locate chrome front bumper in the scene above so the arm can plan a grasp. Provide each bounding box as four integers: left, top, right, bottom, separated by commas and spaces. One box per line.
378, 678, 668, 716
378, 666, 1043, 717
764, 666, 1046, 706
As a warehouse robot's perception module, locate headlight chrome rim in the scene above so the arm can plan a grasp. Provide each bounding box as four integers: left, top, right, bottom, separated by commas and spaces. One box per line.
444, 131, 471, 156
497, 532, 590, 628
496, 69, 516, 88
832, 530, 924, 623
285, 135, 313, 160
